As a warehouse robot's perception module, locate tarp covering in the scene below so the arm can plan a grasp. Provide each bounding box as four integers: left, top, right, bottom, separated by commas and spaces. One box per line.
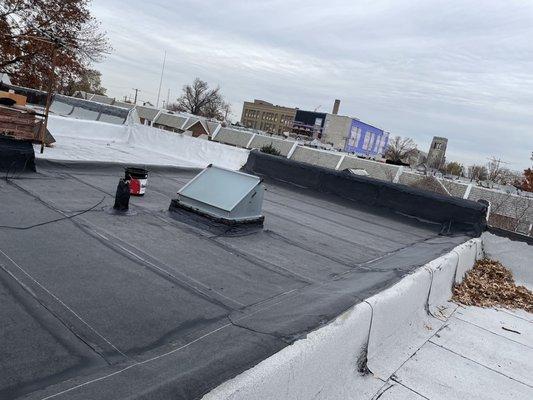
39, 115, 249, 170
0, 136, 36, 173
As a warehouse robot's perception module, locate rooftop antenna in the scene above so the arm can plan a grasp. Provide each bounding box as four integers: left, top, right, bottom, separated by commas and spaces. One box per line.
156, 50, 166, 108
132, 88, 141, 105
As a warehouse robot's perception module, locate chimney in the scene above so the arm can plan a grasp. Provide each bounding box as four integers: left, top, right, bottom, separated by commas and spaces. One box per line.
332, 99, 340, 115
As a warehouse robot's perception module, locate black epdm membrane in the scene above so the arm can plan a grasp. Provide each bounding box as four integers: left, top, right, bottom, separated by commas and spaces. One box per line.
0, 155, 486, 400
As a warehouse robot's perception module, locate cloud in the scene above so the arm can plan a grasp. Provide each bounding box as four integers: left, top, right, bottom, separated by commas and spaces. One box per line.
90, 0, 533, 170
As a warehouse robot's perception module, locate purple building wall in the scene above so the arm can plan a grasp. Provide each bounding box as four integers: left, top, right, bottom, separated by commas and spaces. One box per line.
344, 119, 389, 157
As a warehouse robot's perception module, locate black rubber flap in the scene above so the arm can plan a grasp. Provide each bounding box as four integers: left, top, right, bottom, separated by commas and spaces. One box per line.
0, 136, 36, 173
243, 150, 487, 235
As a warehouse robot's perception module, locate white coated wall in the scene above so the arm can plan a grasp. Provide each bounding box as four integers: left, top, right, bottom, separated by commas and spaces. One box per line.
482, 232, 533, 289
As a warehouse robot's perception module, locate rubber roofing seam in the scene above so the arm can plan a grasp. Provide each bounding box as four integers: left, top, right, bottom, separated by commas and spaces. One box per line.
336, 235, 461, 277
388, 376, 431, 400
264, 196, 428, 242
229, 288, 301, 318
148, 209, 318, 285
226, 315, 286, 341
3, 180, 242, 350
38, 271, 324, 399
264, 212, 398, 253
450, 315, 533, 350
0, 248, 128, 362
426, 341, 533, 388
265, 186, 435, 238
262, 230, 370, 269
73, 220, 244, 310
38, 322, 235, 400
16, 171, 314, 307
63, 167, 426, 257
208, 237, 317, 284
375, 307, 460, 398
371, 382, 395, 400
498, 309, 533, 323
263, 208, 409, 249
147, 212, 318, 285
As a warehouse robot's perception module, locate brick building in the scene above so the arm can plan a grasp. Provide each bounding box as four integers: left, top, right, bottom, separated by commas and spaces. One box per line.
241, 100, 296, 134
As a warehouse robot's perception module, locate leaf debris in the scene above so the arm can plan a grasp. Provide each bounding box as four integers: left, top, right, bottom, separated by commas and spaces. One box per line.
452, 258, 533, 313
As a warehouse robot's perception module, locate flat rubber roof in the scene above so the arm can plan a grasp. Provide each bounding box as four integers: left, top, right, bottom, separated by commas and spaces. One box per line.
0, 161, 471, 400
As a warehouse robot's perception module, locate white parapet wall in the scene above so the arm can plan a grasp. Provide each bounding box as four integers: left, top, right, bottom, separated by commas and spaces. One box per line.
203, 302, 384, 400
482, 232, 533, 289
202, 238, 484, 400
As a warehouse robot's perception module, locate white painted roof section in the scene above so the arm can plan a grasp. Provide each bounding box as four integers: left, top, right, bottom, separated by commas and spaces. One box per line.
393, 306, 533, 400
482, 232, 533, 289
39, 115, 250, 170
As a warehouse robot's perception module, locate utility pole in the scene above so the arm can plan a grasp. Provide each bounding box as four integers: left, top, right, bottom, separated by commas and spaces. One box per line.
132, 88, 141, 105
156, 50, 166, 108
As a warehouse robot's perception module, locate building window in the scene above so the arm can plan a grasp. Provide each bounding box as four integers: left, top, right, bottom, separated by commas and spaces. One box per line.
349, 126, 361, 148
362, 131, 373, 151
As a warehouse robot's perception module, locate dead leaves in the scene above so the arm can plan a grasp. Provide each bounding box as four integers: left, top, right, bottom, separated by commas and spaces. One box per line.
452, 258, 533, 313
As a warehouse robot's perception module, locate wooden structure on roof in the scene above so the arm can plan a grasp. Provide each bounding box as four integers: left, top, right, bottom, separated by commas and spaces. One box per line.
0, 104, 55, 145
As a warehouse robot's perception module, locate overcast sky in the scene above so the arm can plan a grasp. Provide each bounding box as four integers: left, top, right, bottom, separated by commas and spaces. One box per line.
91, 0, 533, 170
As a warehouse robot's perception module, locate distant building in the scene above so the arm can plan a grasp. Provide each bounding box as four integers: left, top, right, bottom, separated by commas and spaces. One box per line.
314, 100, 389, 157
427, 136, 448, 169
241, 100, 296, 134
322, 113, 352, 149
241, 98, 390, 157
344, 119, 389, 158
291, 110, 326, 139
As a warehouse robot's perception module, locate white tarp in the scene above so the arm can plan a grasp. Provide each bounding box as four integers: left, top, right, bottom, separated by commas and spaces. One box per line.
38, 115, 249, 170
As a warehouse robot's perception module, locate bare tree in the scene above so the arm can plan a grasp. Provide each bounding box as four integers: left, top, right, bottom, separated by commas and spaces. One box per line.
468, 164, 488, 182
384, 136, 418, 164
487, 158, 503, 183
496, 168, 522, 186
170, 78, 229, 120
